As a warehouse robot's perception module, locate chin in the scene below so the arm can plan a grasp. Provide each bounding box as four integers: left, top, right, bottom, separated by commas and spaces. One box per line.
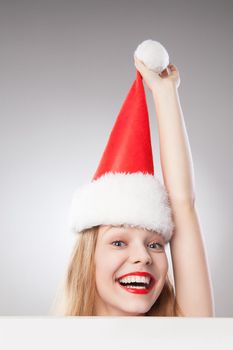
118, 301, 154, 316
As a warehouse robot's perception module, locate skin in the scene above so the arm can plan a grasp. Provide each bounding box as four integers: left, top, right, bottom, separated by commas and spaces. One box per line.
94, 224, 168, 316
134, 56, 215, 316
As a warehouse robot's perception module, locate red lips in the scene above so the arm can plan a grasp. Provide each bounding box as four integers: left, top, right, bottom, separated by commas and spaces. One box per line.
117, 271, 155, 281
116, 271, 156, 295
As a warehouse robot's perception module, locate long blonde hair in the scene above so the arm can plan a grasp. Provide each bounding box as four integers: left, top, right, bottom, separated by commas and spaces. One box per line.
51, 226, 184, 316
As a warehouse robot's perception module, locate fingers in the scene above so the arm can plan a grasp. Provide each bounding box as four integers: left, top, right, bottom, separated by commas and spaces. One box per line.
135, 58, 178, 78
167, 63, 180, 79
168, 63, 180, 86
134, 58, 178, 72
159, 68, 169, 77
168, 63, 177, 72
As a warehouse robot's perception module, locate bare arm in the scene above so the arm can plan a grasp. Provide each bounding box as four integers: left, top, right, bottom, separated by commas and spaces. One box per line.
152, 84, 215, 317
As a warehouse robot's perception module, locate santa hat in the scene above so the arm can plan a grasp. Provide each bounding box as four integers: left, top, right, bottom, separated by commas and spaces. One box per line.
69, 40, 174, 243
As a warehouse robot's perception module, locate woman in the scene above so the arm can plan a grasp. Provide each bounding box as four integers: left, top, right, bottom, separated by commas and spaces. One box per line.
52, 57, 215, 317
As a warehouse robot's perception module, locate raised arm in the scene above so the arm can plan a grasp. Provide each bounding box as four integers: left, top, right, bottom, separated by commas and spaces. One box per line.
152, 83, 214, 317
134, 57, 215, 316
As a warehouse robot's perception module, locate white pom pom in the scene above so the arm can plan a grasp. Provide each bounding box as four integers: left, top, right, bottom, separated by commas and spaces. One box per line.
134, 39, 169, 73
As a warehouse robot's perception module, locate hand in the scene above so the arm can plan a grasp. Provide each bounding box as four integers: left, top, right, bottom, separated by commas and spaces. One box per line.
134, 55, 181, 93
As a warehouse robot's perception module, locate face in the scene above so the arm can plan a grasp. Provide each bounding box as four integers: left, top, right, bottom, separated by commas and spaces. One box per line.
94, 224, 168, 316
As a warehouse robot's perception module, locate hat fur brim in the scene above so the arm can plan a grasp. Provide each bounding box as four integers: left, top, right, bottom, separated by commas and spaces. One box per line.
69, 172, 174, 243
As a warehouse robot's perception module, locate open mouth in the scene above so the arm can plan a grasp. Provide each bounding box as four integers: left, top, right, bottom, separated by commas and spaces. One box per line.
116, 276, 156, 294
118, 280, 152, 290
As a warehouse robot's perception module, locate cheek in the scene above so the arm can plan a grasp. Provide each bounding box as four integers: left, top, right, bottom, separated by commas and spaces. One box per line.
95, 247, 126, 282
153, 254, 169, 277
163, 256, 169, 275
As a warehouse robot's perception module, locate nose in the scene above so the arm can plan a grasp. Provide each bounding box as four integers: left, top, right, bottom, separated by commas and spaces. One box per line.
129, 243, 152, 265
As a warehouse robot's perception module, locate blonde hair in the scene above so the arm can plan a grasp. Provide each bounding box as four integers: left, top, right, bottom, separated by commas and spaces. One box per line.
51, 226, 184, 316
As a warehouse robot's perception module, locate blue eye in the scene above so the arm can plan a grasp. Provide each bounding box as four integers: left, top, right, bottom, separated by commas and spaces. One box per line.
149, 242, 164, 249
112, 240, 126, 247
111, 241, 163, 249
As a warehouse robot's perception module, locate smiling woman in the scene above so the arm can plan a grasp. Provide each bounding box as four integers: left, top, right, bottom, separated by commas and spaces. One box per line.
52, 40, 214, 317
94, 225, 180, 316
53, 225, 184, 316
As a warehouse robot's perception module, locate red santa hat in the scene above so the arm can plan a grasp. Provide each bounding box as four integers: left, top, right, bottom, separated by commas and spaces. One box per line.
69, 40, 174, 243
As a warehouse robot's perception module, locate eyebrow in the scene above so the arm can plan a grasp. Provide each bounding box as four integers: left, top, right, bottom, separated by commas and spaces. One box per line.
102, 225, 163, 240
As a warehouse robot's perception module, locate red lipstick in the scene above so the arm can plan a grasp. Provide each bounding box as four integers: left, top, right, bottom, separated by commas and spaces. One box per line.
116, 271, 156, 295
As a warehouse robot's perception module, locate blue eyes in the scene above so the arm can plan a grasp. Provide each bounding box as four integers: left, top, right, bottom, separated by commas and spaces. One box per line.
149, 242, 164, 249
112, 241, 125, 247
111, 240, 164, 249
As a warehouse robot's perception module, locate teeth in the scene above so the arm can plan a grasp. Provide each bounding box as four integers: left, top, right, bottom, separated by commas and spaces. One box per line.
125, 285, 146, 289
119, 275, 151, 284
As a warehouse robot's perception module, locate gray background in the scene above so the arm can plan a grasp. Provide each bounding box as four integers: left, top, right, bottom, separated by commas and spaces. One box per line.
0, 0, 232, 316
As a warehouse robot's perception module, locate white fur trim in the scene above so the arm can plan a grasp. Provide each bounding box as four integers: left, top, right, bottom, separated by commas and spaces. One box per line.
69, 172, 174, 242
134, 39, 169, 73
